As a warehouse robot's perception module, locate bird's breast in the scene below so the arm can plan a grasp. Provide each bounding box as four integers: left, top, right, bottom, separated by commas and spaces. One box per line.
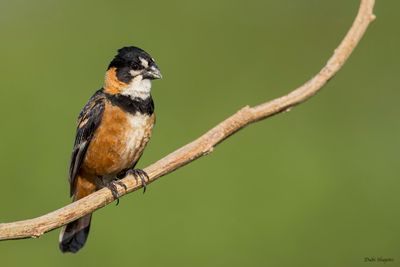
82, 102, 155, 176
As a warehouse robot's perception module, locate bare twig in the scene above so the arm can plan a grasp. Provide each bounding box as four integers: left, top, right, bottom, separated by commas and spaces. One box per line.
0, 0, 375, 240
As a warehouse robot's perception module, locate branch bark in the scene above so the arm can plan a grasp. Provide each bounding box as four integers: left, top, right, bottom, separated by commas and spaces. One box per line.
0, 0, 376, 240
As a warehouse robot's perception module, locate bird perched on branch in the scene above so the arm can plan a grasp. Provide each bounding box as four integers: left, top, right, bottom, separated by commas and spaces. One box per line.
59, 46, 162, 253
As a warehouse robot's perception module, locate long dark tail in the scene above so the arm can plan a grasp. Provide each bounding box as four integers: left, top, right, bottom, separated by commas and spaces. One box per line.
59, 174, 96, 253
59, 213, 92, 253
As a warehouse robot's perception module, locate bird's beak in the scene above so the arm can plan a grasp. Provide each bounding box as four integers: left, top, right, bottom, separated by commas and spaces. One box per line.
144, 65, 162, 80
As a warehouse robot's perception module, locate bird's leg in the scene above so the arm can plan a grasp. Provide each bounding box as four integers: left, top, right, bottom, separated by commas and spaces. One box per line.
99, 176, 126, 205
105, 182, 120, 206
112, 180, 128, 191
126, 169, 149, 193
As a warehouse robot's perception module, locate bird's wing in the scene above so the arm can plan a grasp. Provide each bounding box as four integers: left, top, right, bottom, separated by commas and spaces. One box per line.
69, 90, 105, 196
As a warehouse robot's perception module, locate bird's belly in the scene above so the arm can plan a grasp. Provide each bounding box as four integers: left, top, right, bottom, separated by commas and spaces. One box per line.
119, 113, 152, 169
82, 104, 155, 177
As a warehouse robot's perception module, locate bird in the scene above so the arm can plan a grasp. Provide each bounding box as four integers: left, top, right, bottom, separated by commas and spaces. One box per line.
59, 46, 162, 253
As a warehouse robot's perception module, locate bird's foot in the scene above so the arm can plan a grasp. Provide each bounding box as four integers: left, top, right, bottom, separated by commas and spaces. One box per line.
106, 180, 127, 206
126, 169, 149, 193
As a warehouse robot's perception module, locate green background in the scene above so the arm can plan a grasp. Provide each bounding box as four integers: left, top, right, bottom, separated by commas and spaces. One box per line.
0, 1, 398, 266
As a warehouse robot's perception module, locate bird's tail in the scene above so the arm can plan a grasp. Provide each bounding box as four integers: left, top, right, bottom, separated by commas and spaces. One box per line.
59, 174, 96, 253
59, 214, 92, 253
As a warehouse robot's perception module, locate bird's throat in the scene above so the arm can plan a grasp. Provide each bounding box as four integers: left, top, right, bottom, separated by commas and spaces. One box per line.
121, 76, 151, 100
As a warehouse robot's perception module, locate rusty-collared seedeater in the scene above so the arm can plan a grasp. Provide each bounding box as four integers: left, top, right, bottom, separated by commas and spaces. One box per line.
59, 46, 162, 253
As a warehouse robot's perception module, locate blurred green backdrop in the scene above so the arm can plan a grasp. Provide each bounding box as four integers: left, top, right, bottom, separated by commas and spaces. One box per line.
0, 0, 398, 266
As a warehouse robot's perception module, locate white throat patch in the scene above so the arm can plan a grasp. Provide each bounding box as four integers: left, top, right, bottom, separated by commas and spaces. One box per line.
122, 75, 152, 100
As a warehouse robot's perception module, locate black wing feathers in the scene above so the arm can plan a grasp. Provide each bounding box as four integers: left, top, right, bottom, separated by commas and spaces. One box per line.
69, 90, 105, 196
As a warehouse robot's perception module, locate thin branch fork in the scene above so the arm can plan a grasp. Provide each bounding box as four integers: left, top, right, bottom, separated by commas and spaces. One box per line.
0, 0, 376, 240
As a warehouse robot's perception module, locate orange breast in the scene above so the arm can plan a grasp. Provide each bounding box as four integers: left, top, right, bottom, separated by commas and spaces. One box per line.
82, 102, 155, 177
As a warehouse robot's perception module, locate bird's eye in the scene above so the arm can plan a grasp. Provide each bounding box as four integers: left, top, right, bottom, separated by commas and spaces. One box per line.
131, 62, 141, 69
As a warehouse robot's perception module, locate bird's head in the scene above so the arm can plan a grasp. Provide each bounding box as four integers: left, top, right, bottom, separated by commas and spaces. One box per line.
104, 46, 162, 99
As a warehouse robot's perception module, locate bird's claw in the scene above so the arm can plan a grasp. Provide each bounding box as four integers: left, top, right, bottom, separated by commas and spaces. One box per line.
126, 169, 149, 193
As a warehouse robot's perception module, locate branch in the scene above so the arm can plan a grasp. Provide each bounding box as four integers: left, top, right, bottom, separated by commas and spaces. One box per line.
0, 0, 376, 240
